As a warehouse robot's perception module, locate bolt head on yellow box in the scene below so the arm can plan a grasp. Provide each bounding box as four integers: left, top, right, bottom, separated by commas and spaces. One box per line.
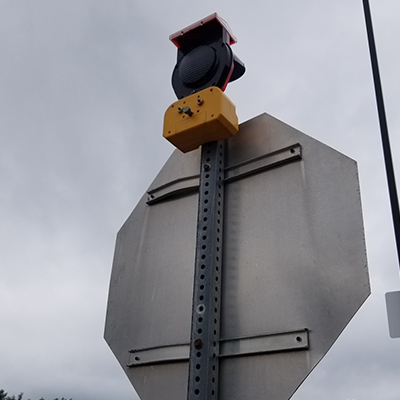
163, 87, 239, 153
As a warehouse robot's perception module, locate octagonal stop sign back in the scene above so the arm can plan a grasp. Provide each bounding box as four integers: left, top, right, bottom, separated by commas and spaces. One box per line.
105, 113, 370, 400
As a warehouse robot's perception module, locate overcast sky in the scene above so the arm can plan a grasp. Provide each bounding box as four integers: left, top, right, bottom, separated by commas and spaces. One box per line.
1, 1, 399, 399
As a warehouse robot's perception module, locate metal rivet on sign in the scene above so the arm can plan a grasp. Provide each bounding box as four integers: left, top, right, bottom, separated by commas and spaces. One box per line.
194, 339, 203, 349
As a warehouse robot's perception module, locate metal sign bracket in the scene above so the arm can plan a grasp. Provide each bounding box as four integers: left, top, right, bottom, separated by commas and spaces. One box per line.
127, 329, 309, 367
146, 143, 302, 205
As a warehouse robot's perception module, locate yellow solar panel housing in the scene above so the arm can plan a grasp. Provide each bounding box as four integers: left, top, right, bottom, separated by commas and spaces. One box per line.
163, 87, 239, 153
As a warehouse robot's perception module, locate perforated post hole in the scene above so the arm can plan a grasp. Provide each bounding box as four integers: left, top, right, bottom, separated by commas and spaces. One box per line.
187, 141, 225, 400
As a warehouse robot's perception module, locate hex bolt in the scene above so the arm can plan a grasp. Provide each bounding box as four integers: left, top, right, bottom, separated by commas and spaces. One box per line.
183, 106, 194, 117
194, 339, 203, 350
204, 164, 211, 171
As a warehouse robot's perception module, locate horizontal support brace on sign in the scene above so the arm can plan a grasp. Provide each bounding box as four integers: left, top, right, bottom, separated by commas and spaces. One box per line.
224, 143, 302, 183
147, 175, 199, 205
146, 144, 302, 205
220, 328, 308, 358
128, 343, 189, 367
127, 328, 308, 367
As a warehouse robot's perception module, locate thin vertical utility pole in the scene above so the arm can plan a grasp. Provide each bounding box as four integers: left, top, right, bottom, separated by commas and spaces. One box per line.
362, 0, 400, 270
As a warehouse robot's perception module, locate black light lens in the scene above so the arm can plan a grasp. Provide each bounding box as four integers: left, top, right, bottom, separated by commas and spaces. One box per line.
178, 46, 217, 86
170, 14, 245, 99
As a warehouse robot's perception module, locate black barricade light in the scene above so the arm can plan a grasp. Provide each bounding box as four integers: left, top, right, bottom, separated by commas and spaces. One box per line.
170, 13, 245, 99
163, 14, 244, 153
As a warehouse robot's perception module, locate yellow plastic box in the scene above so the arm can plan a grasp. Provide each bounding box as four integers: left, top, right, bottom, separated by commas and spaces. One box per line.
163, 87, 239, 153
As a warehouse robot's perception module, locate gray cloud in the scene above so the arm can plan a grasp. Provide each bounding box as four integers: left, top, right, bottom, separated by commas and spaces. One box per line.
1, 1, 399, 399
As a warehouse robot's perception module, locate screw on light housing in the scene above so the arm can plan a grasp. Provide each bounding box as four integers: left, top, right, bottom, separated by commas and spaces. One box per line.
183, 106, 194, 117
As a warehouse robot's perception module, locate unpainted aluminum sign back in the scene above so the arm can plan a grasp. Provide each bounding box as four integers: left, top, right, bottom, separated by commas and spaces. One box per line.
105, 113, 370, 400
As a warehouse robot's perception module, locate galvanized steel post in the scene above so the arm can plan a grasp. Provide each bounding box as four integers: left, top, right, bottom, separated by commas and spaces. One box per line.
187, 140, 225, 400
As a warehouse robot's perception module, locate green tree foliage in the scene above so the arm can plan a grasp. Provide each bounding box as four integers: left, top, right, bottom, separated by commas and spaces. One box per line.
0, 391, 23, 400
0, 390, 71, 400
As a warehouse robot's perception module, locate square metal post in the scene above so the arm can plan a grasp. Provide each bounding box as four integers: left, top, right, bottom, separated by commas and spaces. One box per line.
187, 141, 225, 400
